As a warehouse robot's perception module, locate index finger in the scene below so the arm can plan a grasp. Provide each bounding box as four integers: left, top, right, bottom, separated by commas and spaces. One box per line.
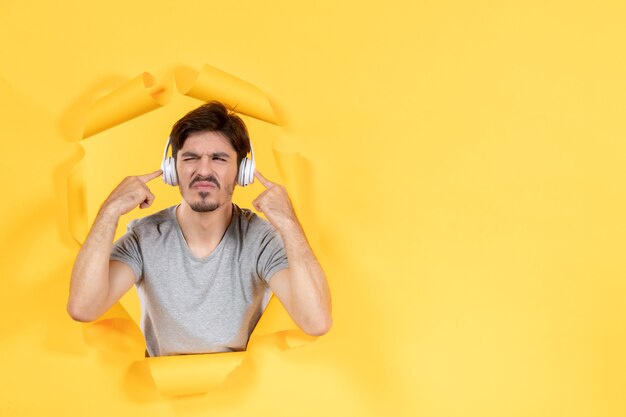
254, 171, 275, 188
137, 169, 163, 183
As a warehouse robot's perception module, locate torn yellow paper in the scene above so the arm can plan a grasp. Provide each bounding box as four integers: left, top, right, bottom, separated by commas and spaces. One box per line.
273, 144, 305, 209
98, 301, 134, 321
82, 72, 169, 139
67, 158, 88, 244
175, 64, 279, 125
83, 318, 146, 356
272, 135, 316, 234
82, 302, 145, 356
250, 329, 317, 351
146, 351, 246, 396
251, 296, 299, 336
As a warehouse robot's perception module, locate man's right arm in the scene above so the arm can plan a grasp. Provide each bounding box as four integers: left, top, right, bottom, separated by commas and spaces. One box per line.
66, 170, 162, 322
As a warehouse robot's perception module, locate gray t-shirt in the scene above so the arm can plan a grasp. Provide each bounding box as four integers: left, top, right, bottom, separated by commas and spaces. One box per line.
110, 204, 289, 357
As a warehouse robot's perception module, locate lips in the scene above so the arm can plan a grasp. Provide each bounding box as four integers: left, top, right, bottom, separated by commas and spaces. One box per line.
190, 176, 220, 189
192, 181, 217, 190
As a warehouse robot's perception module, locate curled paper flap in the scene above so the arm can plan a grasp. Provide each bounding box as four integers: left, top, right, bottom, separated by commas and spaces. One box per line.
67, 159, 88, 244
59, 75, 129, 142
146, 351, 246, 396
82, 72, 169, 139
83, 318, 146, 354
83, 303, 145, 354
98, 302, 133, 321
272, 138, 318, 246
175, 64, 278, 125
281, 330, 317, 349
251, 296, 299, 336
249, 329, 317, 352
272, 135, 311, 219
273, 146, 304, 209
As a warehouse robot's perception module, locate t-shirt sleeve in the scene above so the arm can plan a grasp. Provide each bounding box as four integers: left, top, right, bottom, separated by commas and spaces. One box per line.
110, 220, 143, 284
256, 228, 289, 284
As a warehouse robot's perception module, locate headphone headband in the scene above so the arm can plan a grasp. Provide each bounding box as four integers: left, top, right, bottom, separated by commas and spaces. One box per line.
162, 136, 172, 162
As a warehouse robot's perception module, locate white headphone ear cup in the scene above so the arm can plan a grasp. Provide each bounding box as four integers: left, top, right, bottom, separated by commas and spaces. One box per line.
162, 158, 169, 185
161, 160, 168, 184
248, 158, 256, 185
163, 157, 178, 186
161, 137, 178, 186
238, 157, 255, 187
238, 158, 248, 186
169, 158, 178, 186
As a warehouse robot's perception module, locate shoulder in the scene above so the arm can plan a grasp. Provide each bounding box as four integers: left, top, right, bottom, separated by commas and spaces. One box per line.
231, 204, 278, 239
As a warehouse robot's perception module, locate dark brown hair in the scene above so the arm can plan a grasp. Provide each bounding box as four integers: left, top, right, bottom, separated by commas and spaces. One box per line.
169, 101, 250, 166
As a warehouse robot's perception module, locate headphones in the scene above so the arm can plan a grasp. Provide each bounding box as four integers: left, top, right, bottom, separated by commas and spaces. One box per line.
161, 136, 255, 187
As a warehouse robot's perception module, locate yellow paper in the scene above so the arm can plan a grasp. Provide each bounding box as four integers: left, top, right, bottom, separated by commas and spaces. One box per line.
273, 142, 305, 209
175, 64, 279, 125
250, 296, 299, 336
5, 2, 626, 415
146, 351, 246, 396
66, 158, 88, 244
271, 135, 317, 241
82, 72, 170, 139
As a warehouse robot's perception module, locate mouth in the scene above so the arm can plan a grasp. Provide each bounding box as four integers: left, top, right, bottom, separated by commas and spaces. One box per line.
190, 175, 220, 190
192, 181, 218, 190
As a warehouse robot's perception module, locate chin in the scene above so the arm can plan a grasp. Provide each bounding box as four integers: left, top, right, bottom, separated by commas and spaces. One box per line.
189, 200, 221, 213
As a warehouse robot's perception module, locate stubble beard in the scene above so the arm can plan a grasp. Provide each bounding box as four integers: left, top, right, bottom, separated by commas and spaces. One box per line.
189, 197, 220, 212
186, 182, 235, 213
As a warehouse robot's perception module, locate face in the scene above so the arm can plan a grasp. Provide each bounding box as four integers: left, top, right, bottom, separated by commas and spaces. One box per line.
176, 131, 238, 213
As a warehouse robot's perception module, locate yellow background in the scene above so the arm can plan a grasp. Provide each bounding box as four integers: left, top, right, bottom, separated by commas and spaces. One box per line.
2, 1, 626, 416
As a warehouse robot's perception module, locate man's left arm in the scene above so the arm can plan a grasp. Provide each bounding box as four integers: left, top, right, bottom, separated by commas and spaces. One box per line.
253, 171, 332, 336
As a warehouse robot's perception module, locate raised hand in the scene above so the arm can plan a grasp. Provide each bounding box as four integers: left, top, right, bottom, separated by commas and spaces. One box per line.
101, 169, 163, 217
252, 171, 332, 336
252, 171, 299, 231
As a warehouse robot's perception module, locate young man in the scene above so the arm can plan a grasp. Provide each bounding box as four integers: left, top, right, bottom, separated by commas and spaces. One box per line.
67, 101, 332, 357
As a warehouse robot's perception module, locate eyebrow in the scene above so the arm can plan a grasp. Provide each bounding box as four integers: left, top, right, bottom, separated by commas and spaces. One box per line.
181, 151, 231, 159
211, 152, 231, 159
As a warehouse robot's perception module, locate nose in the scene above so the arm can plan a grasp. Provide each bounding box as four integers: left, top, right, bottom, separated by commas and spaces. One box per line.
197, 155, 214, 176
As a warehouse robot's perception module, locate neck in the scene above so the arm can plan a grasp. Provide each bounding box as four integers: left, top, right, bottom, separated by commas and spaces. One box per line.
176, 201, 234, 254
